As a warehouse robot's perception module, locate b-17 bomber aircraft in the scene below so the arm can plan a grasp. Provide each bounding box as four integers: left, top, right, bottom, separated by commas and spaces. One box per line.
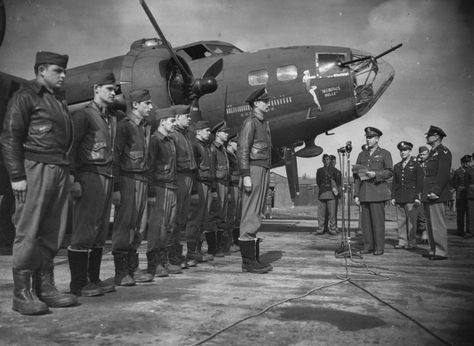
0, 0, 401, 201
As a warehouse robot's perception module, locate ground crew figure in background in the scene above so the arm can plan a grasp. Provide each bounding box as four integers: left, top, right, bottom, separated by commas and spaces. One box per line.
452, 155, 472, 237
315, 154, 339, 235
208, 121, 230, 256
391, 141, 423, 249
185, 121, 215, 262
225, 134, 241, 251
68, 70, 118, 297
147, 107, 183, 277
111, 89, 154, 286
330, 154, 342, 224
353, 127, 393, 256
464, 154, 474, 239
0, 51, 77, 315
421, 125, 452, 260
237, 87, 273, 274
169, 105, 198, 269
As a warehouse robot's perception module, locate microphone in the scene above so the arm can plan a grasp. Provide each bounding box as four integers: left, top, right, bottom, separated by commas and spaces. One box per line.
345, 141, 352, 153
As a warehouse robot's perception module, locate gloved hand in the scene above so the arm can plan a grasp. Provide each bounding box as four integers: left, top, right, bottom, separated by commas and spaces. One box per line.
11, 180, 27, 203
112, 191, 121, 206
243, 176, 252, 193
70, 181, 82, 199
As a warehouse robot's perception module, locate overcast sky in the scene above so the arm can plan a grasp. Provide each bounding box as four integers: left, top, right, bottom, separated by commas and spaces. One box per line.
1, 0, 472, 177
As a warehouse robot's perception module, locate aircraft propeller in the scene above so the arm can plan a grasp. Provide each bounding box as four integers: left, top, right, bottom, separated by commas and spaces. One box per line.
0, 0, 5, 48
139, 0, 222, 120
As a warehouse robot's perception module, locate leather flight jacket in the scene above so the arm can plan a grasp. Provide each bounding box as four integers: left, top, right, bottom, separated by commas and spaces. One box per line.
227, 149, 240, 186
73, 101, 116, 177
148, 130, 177, 191
170, 126, 197, 173
237, 114, 271, 177
116, 116, 150, 179
1, 80, 73, 180
192, 137, 214, 184
211, 140, 229, 184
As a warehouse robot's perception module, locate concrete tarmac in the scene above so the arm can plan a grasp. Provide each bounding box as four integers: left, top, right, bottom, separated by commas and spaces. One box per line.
0, 213, 473, 346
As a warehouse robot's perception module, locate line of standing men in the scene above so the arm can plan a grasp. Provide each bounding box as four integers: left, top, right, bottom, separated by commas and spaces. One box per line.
353, 125, 453, 260
1, 51, 275, 316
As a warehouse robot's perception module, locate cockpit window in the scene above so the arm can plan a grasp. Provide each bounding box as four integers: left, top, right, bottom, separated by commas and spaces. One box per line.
316, 53, 347, 77
181, 44, 210, 59
277, 65, 298, 81
248, 69, 268, 86
178, 43, 243, 60
206, 44, 242, 55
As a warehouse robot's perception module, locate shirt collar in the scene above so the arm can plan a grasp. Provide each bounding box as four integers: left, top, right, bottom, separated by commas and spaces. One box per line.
127, 111, 144, 126
29, 80, 65, 99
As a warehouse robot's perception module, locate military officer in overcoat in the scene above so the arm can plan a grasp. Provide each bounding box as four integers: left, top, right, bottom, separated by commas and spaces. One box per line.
353, 127, 393, 255
421, 125, 452, 260
237, 87, 273, 274
390, 141, 424, 249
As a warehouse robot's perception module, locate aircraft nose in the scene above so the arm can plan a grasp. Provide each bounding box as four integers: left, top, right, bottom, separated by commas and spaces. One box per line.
351, 52, 395, 117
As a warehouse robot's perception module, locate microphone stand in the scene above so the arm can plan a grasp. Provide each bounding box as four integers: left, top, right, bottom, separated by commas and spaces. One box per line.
335, 148, 361, 259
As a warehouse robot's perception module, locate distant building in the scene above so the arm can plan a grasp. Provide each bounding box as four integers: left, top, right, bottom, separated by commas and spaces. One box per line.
270, 172, 318, 208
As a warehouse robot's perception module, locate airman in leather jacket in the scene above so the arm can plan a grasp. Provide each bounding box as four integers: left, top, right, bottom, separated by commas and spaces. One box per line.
237, 115, 271, 177
1, 80, 73, 181
72, 101, 116, 178
192, 137, 214, 184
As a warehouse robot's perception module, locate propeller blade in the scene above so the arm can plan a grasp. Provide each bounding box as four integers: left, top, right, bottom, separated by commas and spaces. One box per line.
138, 0, 192, 81
189, 98, 202, 123
223, 85, 228, 122
0, 0, 6, 47
202, 58, 223, 79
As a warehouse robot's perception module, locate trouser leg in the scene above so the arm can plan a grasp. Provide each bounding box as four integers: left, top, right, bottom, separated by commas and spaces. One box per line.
370, 202, 386, 252
426, 202, 448, 257
239, 166, 269, 237
360, 203, 374, 250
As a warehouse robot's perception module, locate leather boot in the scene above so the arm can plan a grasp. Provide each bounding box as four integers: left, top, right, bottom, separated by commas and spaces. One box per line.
239, 239, 270, 274
146, 251, 157, 276
12, 269, 49, 315
68, 249, 102, 297
35, 261, 78, 307
162, 248, 183, 274
204, 231, 217, 256
88, 247, 115, 293
154, 250, 169, 278
180, 243, 197, 267
168, 243, 187, 269
128, 251, 153, 283
232, 227, 240, 246
214, 231, 225, 257
186, 241, 204, 262
112, 252, 135, 286
197, 239, 213, 261
256, 238, 273, 271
